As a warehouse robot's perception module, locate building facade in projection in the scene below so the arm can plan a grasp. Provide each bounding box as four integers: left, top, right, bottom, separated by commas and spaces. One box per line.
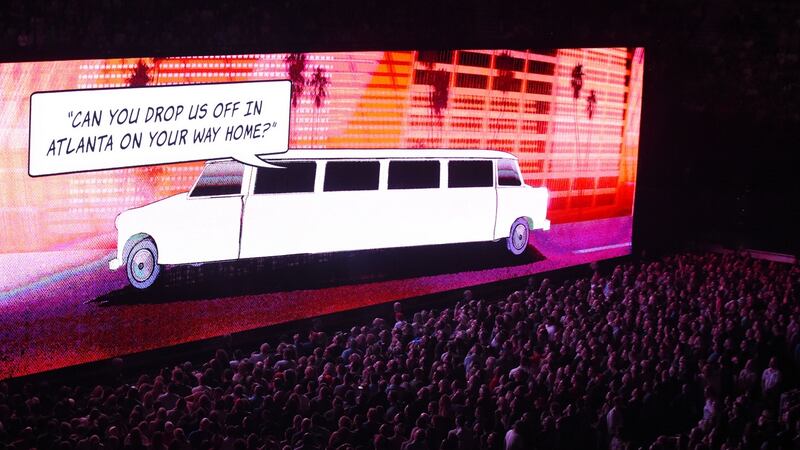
0, 48, 643, 252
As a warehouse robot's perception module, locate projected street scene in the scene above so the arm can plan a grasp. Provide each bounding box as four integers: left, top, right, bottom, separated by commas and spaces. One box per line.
0, 48, 644, 378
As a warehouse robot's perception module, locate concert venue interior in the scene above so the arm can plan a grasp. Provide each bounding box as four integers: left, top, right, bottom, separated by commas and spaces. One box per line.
1, 1, 799, 449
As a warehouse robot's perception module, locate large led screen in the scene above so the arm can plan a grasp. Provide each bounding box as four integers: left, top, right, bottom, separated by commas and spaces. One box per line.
0, 48, 644, 378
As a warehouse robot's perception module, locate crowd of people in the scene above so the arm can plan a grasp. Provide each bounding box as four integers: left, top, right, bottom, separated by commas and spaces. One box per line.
1, 251, 800, 450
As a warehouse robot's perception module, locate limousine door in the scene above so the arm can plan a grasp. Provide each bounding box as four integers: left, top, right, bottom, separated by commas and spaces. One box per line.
239, 161, 322, 258
314, 160, 385, 252
382, 159, 447, 248
493, 158, 528, 239
165, 160, 245, 264
439, 160, 497, 244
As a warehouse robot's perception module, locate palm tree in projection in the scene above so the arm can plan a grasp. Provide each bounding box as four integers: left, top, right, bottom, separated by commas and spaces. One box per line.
493, 52, 519, 150
585, 89, 598, 202
307, 66, 330, 146
285, 53, 307, 106
570, 64, 585, 169
586, 89, 597, 119
285, 53, 307, 144
571, 64, 584, 99
128, 59, 151, 86
126, 60, 163, 205
418, 51, 449, 147
429, 70, 449, 145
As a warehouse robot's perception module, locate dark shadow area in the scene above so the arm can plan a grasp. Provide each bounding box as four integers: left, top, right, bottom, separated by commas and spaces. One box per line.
94, 242, 545, 305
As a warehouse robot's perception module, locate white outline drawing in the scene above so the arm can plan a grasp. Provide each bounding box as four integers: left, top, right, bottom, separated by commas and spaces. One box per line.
110, 149, 550, 289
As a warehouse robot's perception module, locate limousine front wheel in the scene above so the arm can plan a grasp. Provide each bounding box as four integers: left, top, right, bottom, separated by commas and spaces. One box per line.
126, 237, 161, 289
507, 218, 530, 256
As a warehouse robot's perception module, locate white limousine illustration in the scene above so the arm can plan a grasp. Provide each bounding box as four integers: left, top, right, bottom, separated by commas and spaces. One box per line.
109, 149, 550, 289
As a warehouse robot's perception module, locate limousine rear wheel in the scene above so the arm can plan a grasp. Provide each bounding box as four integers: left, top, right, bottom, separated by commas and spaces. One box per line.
507, 218, 530, 256
126, 237, 161, 289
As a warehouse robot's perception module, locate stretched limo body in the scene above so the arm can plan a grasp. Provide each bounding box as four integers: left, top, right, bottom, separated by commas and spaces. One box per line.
110, 149, 550, 289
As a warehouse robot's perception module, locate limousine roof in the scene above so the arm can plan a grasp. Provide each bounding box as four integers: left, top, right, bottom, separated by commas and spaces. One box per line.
236, 148, 516, 163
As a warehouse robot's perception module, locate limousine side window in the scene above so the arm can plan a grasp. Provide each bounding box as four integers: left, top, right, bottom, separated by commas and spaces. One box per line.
497, 159, 522, 186
254, 162, 316, 194
189, 161, 245, 197
448, 160, 494, 188
388, 160, 440, 189
324, 161, 380, 191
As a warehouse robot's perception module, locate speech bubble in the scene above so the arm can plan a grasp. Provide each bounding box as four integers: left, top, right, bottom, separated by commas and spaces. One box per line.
28, 80, 291, 176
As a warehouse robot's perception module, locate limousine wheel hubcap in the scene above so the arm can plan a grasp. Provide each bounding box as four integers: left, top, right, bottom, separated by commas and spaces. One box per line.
512, 223, 528, 250
131, 248, 155, 282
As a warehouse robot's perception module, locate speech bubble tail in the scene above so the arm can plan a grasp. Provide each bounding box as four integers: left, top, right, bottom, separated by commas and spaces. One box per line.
232, 154, 287, 169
